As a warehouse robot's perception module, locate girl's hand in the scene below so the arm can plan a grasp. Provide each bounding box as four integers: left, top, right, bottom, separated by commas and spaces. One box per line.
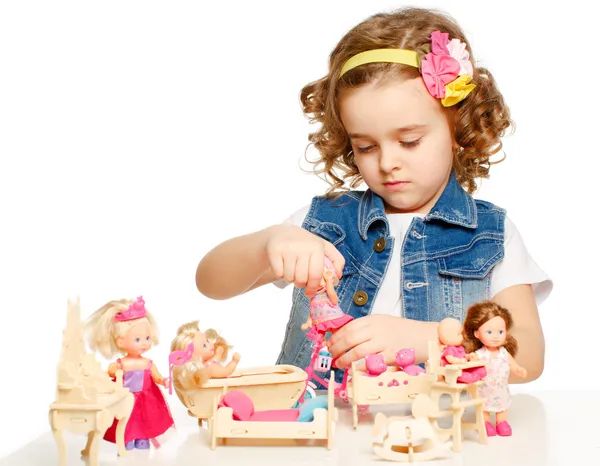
265, 225, 344, 299
326, 315, 407, 369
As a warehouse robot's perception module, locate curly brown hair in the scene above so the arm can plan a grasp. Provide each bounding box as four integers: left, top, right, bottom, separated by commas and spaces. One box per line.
462, 300, 518, 356
300, 7, 513, 196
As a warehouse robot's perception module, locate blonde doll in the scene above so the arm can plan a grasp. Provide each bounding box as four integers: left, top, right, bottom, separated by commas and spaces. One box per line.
463, 301, 527, 437
170, 320, 240, 391
84, 296, 174, 450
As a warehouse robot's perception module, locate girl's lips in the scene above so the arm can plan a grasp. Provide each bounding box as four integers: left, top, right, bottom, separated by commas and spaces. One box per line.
384, 181, 410, 190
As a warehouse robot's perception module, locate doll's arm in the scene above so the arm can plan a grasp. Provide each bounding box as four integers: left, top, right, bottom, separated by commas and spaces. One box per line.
207, 353, 241, 378
301, 315, 313, 330
150, 364, 167, 386
107, 362, 120, 378
507, 352, 528, 379
493, 284, 544, 382
445, 354, 468, 364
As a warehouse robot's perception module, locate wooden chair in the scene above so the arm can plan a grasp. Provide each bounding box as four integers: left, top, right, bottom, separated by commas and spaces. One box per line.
424, 340, 488, 452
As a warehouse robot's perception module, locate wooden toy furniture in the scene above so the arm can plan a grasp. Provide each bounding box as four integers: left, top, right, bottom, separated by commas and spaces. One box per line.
174, 364, 308, 426
49, 298, 134, 466
209, 371, 338, 449
347, 361, 437, 428
425, 340, 488, 452
371, 394, 452, 462
426, 340, 487, 385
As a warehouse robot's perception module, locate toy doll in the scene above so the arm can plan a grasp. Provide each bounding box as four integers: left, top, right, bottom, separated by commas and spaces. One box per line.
437, 317, 487, 383
301, 256, 353, 348
170, 320, 240, 391
462, 301, 527, 437
84, 296, 174, 450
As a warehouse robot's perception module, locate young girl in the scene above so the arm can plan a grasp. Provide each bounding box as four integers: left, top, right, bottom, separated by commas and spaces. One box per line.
84, 296, 174, 450
463, 301, 527, 436
195, 7, 551, 386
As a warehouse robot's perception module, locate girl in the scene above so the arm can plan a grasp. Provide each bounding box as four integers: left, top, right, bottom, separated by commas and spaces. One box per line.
195, 7, 551, 386
84, 296, 174, 450
463, 301, 527, 436
169, 320, 240, 391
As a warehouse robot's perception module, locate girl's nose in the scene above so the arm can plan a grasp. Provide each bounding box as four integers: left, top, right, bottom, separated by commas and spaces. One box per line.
379, 144, 403, 173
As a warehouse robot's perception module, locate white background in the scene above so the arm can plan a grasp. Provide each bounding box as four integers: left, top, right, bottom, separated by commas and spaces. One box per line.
0, 0, 597, 460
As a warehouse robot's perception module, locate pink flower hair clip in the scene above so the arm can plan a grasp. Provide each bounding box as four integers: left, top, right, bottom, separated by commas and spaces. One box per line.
420, 31, 476, 106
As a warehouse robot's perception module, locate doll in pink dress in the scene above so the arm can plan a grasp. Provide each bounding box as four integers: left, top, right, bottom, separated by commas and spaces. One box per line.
301, 256, 353, 348
462, 301, 527, 437
84, 296, 175, 450
437, 317, 486, 383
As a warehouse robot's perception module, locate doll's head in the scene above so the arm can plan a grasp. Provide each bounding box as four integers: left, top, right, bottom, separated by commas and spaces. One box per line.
438, 317, 464, 346
169, 320, 230, 390
84, 296, 159, 360
301, 7, 512, 209
462, 301, 518, 356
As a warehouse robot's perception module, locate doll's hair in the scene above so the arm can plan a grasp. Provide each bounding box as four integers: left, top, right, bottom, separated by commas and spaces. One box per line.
170, 320, 231, 390
300, 7, 513, 196
84, 298, 159, 359
462, 300, 518, 356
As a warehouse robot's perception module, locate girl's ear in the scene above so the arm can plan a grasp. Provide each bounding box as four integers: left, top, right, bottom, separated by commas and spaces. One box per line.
474, 330, 480, 340
116, 336, 124, 349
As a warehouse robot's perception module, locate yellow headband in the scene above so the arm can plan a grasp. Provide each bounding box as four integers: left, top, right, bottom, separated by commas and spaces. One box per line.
339, 49, 419, 78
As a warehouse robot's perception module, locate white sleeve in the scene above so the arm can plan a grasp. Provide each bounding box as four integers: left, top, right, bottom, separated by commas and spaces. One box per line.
490, 216, 553, 306
272, 204, 311, 289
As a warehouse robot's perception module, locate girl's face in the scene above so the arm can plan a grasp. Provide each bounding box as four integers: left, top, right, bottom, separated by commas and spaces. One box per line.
339, 77, 455, 214
474, 315, 507, 349
117, 321, 152, 357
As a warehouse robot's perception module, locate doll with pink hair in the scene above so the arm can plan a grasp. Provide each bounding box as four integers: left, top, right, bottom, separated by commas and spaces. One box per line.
84, 296, 174, 450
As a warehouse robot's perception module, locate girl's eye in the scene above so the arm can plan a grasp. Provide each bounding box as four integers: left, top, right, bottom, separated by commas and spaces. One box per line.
499, 330, 504, 335
486, 331, 492, 335
135, 338, 140, 342
356, 145, 374, 153
203, 344, 207, 348
146, 336, 150, 340
400, 138, 421, 148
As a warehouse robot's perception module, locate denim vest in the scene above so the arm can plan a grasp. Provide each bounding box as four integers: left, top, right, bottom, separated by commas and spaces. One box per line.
275, 171, 506, 385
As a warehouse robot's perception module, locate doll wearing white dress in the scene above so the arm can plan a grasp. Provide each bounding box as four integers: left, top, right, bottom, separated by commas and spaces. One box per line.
463, 301, 527, 437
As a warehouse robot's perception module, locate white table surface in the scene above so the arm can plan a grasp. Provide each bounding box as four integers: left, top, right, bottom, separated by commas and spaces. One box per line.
2, 389, 598, 466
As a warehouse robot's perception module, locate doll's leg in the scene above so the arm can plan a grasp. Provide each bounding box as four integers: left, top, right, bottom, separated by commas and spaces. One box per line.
495, 410, 512, 436
483, 411, 496, 436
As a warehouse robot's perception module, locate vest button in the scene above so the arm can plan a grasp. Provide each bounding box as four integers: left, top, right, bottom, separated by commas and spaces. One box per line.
374, 237, 386, 252
353, 290, 368, 306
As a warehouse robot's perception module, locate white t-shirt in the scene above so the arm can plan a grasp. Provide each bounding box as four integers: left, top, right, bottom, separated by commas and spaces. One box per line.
274, 204, 552, 317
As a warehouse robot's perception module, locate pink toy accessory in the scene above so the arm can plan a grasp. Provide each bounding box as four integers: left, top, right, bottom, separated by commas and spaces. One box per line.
165, 342, 194, 394
114, 296, 147, 321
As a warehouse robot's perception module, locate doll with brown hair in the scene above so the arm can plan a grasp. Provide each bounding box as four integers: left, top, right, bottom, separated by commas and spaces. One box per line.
463, 301, 527, 437
170, 320, 240, 391
84, 296, 174, 450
